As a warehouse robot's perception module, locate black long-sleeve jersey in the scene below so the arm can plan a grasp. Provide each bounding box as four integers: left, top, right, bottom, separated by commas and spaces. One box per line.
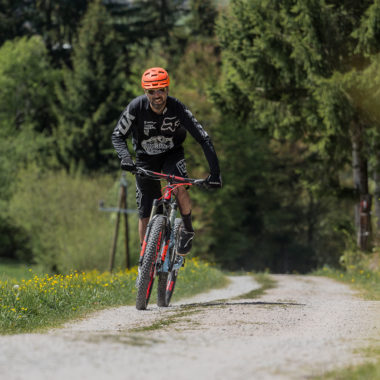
111, 95, 220, 176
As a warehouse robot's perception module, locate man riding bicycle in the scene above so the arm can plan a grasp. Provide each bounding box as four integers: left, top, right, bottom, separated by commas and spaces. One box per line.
111, 67, 221, 256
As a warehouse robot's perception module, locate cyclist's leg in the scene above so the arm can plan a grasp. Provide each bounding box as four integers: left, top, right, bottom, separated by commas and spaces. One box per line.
135, 154, 164, 244
162, 146, 192, 218
162, 147, 195, 255
138, 217, 149, 244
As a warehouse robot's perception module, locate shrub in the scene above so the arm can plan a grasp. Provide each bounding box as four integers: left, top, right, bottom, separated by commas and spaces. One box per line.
7, 166, 140, 273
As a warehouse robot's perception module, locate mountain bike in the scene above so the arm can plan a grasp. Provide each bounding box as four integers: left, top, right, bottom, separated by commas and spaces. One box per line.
133, 167, 205, 310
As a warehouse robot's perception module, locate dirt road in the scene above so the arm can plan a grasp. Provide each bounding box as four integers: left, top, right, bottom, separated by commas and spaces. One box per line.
1, 275, 379, 380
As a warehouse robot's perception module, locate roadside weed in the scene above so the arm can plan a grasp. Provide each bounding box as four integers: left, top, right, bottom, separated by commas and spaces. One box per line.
315, 266, 380, 300
0, 257, 226, 334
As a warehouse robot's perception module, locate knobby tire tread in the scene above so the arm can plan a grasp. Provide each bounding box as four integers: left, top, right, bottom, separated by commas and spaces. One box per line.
157, 272, 168, 307
157, 218, 182, 307
136, 215, 166, 310
165, 218, 183, 306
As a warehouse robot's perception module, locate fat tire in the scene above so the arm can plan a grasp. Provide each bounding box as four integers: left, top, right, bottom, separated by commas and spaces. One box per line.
157, 272, 168, 307
136, 215, 166, 310
165, 218, 183, 306
165, 270, 178, 306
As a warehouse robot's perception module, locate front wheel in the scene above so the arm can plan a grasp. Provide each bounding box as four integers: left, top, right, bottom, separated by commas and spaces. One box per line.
165, 269, 178, 306
136, 215, 166, 310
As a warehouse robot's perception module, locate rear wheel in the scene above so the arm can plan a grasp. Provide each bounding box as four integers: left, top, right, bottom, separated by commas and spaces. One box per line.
165, 218, 183, 306
136, 215, 166, 310
157, 218, 182, 307
157, 272, 168, 307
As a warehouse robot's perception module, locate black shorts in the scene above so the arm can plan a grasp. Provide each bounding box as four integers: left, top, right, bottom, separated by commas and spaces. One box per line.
135, 146, 188, 218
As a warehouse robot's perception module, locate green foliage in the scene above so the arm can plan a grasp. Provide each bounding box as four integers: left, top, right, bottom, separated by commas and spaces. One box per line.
0, 269, 138, 333
0, 36, 59, 257
0, 221, 32, 262
187, 0, 218, 38
212, 0, 380, 269
3, 0, 380, 274
0, 0, 32, 45
0, 258, 226, 334
0, 35, 58, 135
54, 0, 128, 171
172, 40, 221, 174
7, 167, 141, 273
316, 261, 380, 300
0, 259, 43, 281
131, 0, 187, 44
319, 361, 380, 380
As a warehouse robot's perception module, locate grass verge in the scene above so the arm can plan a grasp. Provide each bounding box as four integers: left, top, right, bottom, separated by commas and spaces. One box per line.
314, 266, 380, 379
235, 272, 276, 299
0, 257, 226, 335
314, 266, 380, 300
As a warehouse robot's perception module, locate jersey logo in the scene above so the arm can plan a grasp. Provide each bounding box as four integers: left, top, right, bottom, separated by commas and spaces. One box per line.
176, 159, 187, 177
136, 183, 143, 210
161, 117, 180, 133
118, 106, 135, 135
141, 136, 174, 155
144, 121, 156, 136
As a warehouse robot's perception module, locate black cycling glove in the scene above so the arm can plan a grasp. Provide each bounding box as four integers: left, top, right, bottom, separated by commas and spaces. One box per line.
205, 173, 222, 189
120, 156, 136, 172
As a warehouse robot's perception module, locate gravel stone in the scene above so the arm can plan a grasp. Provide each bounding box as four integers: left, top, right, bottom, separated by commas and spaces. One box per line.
0, 274, 379, 380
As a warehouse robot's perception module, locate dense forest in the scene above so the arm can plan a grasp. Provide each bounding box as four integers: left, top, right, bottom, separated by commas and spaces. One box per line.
1, 0, 380, 273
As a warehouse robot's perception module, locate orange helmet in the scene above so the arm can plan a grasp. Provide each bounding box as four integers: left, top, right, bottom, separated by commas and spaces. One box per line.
141, 67, 170, 89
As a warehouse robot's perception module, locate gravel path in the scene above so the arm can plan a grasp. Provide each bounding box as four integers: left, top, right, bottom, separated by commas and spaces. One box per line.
1, 274, 379, 380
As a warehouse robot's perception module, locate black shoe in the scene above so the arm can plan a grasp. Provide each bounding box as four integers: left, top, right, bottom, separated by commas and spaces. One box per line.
177, 229, 195, 256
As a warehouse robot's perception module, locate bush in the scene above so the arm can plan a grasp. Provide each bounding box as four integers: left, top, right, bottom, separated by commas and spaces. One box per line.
7, 166, 140, 273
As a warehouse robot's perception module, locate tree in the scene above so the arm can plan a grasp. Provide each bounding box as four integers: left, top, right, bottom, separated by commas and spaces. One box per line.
0, 36, 57, 260
216, 0, 380, 252
0, 0, 33, 45
0, 0, 90, 65
187, 0, 218, 38
54, 0, 128, 172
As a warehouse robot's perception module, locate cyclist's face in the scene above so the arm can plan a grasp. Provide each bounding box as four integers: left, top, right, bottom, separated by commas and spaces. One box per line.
145, 87, 168, 113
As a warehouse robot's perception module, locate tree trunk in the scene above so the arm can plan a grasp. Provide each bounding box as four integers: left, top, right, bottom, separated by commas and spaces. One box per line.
351, 120, 371, 251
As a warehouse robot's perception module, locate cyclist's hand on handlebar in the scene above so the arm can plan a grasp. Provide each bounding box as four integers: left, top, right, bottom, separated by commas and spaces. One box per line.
120, 157, 136, 172
205, 173, 222, 189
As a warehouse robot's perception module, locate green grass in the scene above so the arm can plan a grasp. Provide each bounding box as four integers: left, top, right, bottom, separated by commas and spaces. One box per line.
314, 266, 380, 300
0, 259, 44, 282
314, 265, 380, 379
235, 272, 276, 299
130, 309, 201, 333
315, 354, 380, 380
0, 257, 226, 335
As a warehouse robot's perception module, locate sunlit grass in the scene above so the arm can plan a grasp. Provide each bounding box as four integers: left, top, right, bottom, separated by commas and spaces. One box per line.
0, 259, 44, 282
0, 257, 226, 334
314, 265, 380, 300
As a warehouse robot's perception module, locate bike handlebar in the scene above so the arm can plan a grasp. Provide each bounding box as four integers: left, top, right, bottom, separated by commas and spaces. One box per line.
131, 167, 207, 187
